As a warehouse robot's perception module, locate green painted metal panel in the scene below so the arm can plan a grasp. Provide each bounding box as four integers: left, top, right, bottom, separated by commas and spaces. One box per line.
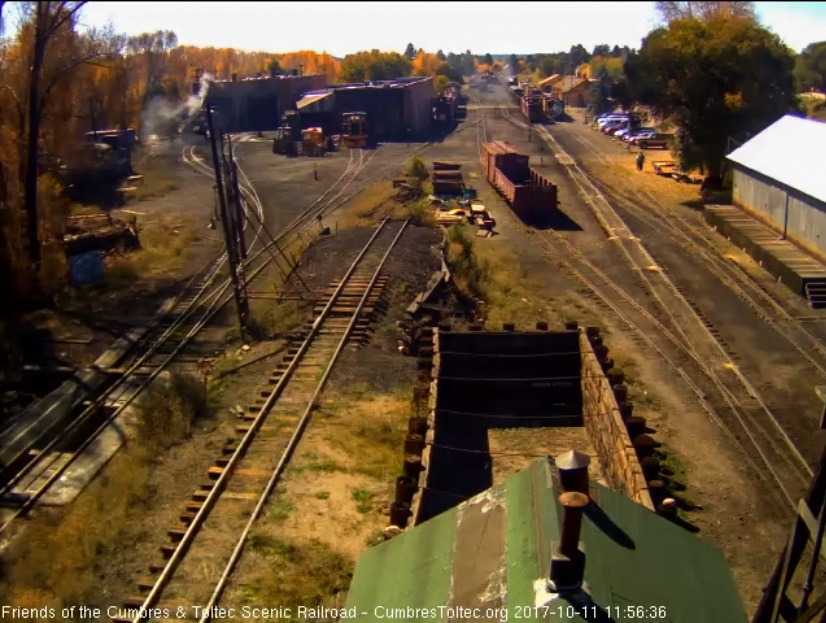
505, 458, 563, 622
345, 505, 458, 622
347, 458, 747, 623
580, 485, 748, 623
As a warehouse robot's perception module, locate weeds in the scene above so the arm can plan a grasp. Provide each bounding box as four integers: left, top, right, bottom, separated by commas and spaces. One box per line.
268, 498, 296, 522
406, 199, 436, 227
135, 372, 207, 450
132, 164, 178, 201
314, 491, 330, 500
351, 489, 374, 514
365, 530, 386, 547
246, 300, 307, 341
446, 222, 490, 300
299, 451, 345, 473
105, 216, 198, 286
242, 538, 353, 619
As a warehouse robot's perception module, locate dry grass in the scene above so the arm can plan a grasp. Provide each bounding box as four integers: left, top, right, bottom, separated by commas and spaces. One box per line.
135, 372, 208, 449
105, 215, 198, 288
247, 300, 307, 341
226, 387, 411, 615
0, 447, 152, 618
445, 225, 599, 330
239, 536, 353, 622
129, 149, 179, 202
334, 182, 396, 229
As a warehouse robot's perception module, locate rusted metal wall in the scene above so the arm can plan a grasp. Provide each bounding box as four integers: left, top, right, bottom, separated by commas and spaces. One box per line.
733, 165, 826, 260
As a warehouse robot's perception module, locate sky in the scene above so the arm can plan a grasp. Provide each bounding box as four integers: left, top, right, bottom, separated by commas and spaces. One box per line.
13, 1, 826, 55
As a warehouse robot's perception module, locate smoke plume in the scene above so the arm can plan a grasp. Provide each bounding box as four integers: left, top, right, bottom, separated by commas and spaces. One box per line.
139, 72, 213, 141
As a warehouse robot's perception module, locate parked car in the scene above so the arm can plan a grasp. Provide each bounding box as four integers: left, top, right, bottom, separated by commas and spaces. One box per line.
637, 133, 671, 149
627, 129, 656, 144
614, 126, 638, 139
601, 119, 627, 134
597, 114, 627, 128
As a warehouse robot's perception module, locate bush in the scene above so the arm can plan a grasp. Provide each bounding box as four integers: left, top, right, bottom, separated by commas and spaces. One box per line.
446, 223, 490, 300
405, 156, 429, 189
135, 372, 207, 449
406, 199, 436, 227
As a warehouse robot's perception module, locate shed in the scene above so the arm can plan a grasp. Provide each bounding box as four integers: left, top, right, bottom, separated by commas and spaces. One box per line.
345, 457, 747, 623
726, 115, 826, 261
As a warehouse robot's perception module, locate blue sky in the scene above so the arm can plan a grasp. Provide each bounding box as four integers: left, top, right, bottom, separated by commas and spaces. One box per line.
9, 2, 826, 55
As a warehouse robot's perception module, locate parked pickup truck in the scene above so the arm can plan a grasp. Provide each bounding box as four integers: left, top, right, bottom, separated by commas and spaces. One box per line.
638, 133, 671, 149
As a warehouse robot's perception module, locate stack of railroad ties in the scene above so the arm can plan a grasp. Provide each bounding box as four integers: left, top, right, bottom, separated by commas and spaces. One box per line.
430, 161, 496, 236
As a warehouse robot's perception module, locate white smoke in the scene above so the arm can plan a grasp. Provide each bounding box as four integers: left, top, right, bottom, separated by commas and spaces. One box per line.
139, 72, 214, 141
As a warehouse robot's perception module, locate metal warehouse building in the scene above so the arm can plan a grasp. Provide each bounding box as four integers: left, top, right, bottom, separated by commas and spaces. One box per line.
726, 115, 826, 262
204, 73, 327, 133
295, 76, 434, 141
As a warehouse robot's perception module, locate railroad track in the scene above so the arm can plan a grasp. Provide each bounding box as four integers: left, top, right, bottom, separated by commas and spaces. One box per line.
544, 124, 826, 372
498, 108, 813, 510
535, 229, 811, 513
0, 118, 478, 534
113, 217, 409, 623
586, 177, 826, 375
0, 146, 364, 533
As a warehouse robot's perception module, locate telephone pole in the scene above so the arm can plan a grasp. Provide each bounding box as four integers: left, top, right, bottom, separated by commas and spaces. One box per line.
205, 106, 249, 340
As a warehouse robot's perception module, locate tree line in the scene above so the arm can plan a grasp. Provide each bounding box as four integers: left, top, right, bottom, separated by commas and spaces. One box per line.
1, 0, 825, 320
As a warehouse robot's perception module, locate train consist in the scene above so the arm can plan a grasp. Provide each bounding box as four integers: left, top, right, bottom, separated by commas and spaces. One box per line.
480, 141, 558, 222
509, 82, 565, 123
431, 81, 467, 125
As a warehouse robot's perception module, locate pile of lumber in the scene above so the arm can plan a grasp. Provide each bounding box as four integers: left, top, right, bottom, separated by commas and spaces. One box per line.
62, 212, 140, 256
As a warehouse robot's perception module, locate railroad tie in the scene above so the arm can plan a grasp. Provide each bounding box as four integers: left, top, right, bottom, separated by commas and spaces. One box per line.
185, 501, 203, 513
137, 575, 159, 592
160, 543, 177, 559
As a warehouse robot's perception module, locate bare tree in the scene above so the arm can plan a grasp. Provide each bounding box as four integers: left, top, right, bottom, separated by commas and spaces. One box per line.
655, 1, 756, 23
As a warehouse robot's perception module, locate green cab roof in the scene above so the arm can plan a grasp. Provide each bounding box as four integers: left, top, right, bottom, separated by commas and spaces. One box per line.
345, 457, 747, 623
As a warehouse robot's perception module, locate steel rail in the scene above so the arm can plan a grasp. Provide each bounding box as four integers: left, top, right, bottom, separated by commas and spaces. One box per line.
196, 218, 410, 623
130, 217, 395, 623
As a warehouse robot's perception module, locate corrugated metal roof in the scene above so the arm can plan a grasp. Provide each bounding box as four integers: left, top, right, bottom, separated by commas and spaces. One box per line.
296, 91, 333, 110
727, 114, 826, 204
345, 457, 748, 622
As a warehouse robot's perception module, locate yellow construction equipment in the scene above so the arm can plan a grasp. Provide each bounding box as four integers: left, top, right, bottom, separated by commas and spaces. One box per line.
301, 127, 325, 157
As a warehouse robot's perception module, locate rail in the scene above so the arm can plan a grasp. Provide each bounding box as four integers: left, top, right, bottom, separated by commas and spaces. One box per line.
130, 217, 407, 622
511, 112, 812, 511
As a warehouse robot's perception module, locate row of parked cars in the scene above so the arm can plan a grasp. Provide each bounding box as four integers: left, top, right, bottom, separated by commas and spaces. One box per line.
593, 113, 670, 149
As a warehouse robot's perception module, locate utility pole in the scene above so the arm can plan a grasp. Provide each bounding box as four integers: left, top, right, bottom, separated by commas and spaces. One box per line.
206, 106, 249, 340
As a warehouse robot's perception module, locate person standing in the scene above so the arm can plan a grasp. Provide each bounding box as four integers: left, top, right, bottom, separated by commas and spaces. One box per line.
636, 151, 645, 172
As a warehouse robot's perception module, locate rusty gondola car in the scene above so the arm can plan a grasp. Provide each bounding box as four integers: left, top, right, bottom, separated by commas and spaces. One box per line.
480, 141, 557, 222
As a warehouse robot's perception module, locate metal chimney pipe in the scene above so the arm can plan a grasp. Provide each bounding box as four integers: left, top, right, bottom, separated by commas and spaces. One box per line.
558, 491, 589, 558
556, 450, 591, 494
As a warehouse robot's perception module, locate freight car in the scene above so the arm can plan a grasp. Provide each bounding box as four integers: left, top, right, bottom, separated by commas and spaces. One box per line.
480, 141, 557, 222
521, 95, 543, 123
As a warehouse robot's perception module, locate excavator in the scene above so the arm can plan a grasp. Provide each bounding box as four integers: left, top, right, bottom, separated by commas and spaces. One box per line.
341, 111, 368, 148
301, 127, 325, 156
